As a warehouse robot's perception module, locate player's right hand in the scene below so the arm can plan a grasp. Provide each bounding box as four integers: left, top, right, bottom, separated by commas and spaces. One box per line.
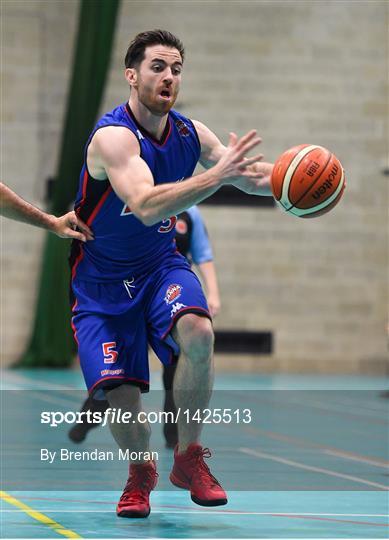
52, 211, 94, 242
214, 130, 264, 183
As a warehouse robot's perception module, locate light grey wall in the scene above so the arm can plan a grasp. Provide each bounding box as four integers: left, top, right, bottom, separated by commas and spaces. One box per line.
1, 0, 79, 366
2, 0, 388, 372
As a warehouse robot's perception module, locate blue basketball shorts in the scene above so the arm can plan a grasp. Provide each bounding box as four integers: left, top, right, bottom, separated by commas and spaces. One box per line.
70, 258, 211, 398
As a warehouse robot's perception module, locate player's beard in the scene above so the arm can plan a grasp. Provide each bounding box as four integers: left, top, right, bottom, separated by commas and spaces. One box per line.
137, 80, 178, 116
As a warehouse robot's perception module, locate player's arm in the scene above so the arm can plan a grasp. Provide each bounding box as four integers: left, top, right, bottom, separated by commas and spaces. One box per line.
197, 261, 221, 317
193, 120, 273, 196
91, 126, 264, 226
0, 182, 93, 241
187, 206, 221, 317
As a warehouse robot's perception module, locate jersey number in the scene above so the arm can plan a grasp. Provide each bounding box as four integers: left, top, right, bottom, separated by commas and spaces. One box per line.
102, 342, 118, 364
121, 203, 176, 234
158, 216, 177, 233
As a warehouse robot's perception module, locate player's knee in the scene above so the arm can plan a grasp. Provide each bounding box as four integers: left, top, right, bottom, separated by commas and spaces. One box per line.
176, 314, 214, 360
104, 383, 140, 411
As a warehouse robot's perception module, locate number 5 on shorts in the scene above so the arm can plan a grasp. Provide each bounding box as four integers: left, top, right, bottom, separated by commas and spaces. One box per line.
102, 342, 118, 364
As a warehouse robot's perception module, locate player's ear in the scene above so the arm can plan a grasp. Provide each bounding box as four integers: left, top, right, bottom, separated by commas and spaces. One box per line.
125, 68, 138, 88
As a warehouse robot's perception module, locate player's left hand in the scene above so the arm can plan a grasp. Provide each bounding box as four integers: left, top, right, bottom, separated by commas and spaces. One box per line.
52, 211, 94, 242
232, 162, 274, 195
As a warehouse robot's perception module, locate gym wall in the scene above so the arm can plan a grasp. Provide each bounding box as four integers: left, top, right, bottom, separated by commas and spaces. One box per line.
2, 0, 387, 372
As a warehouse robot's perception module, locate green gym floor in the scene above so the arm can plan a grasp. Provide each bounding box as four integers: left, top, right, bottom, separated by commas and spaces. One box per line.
1, 369, 388, 539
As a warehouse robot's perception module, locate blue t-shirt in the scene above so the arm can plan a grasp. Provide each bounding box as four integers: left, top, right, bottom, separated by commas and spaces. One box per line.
70, 103, 201, 282
186, 206, 213, 265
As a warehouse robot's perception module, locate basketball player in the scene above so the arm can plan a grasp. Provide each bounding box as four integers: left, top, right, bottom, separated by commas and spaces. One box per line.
70, 29, 273, 518
0, 182, 93, 242
175, 206, 220, 317
68, 205, 220, 447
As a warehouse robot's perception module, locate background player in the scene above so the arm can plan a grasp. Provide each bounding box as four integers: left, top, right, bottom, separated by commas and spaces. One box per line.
70, 29, 273, 518
0, 182, 93, 242
164, 205, 221, 446
68, 205, 221, 448
175, 206, 221, 318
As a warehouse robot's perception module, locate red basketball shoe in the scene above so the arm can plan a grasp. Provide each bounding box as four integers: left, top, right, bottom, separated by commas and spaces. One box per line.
170, 444, 227, 506
117, 460, 158, 518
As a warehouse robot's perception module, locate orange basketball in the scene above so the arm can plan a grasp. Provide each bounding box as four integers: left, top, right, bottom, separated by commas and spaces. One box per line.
271, 144, 345, 218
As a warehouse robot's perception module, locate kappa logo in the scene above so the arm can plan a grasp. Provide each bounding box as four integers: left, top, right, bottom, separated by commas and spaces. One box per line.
123, 278, 135, 298
164, 284, 182, 305
170, 302, 187, 318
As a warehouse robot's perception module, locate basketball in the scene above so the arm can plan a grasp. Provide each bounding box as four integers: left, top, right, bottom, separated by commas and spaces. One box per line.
271, 144, 345, 218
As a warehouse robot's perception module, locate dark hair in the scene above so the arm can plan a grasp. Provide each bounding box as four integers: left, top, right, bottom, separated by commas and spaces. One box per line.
124, 29, 185, 69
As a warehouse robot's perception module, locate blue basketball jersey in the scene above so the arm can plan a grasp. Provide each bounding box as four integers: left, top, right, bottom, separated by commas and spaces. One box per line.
70, 103, 201, 281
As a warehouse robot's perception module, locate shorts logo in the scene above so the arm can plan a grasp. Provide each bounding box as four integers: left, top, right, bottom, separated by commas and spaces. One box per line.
123, 278, 135, 298
164, 284, 182, 305
171, 302, 187, 318
100, 368, 124, 376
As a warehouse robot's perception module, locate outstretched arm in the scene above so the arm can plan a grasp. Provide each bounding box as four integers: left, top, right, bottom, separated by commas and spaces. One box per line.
0, 182, 93, 242
89, 125, 264, 226
193, 120, 273, 196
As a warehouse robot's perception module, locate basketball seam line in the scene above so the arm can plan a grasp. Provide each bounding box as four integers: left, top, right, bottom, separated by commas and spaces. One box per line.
290, 170, 345, 217
287, 149, 332, 212
280, 145, 319, 208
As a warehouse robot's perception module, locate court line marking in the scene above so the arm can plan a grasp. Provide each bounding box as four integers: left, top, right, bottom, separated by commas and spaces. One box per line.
272, 394, 389, 421
237, 392, 388, 426
0, 491, 82, 538
240, 448, 389, 491
0, 372, 77, 390
28, 391, 80, 408
322, 449, 389, 469
241, 426, 389, 467
2, 496, 389, 518
1, 509, 388, 517
273, 513, 388, 527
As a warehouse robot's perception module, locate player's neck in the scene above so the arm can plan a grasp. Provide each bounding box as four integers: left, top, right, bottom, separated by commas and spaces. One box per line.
128, 98, 168, 140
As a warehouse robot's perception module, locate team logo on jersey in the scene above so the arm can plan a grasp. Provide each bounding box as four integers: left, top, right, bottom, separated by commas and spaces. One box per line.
176, 120, 190, 137
170, 302, 187, 318
176, 219, 188, 235
164, 284, 182, 305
